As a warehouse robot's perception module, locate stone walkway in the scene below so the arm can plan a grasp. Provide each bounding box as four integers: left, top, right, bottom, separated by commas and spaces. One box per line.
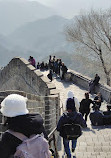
42, 71, 111, 158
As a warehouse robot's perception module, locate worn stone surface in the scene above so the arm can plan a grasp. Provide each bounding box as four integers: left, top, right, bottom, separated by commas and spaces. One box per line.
42, 71, 111, 158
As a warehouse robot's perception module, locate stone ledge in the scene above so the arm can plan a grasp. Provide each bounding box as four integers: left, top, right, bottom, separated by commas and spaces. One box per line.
41, 76, 50, 83
34, 70, 43, 77
19, 57, 30, 65
0, 90, 26, 97
46, 83, 56, 90
27, 65, 36, 71
50, 89, 59, 95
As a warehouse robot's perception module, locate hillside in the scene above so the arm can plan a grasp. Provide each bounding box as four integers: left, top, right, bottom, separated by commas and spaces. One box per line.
0, 0, 57, 35
8, 16, 73, 59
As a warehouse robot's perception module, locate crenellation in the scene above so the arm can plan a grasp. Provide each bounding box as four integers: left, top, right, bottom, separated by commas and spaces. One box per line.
34, 70, 43, 77
19, 57, 30, 65
50, 89, 59, 95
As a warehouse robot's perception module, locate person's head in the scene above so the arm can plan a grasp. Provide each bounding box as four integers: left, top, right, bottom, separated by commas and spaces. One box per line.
67, 91, 74, 99
66, 98, 76, 112
107, 104, 111, 111
0, 94, 29, 117
85, 92, 89, 99
95, 74, 98, 77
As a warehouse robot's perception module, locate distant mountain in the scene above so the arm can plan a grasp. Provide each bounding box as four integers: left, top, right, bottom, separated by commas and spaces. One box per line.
0, 42, 13, 66
8, 15, 73, 59
0, 0, 57, 35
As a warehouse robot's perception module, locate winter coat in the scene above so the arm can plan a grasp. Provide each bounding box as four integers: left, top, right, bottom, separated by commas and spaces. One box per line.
0, 113, 47, 158
93, 76, 100, 85
89, 111, 104, 126
79, 99, 94, 114
94, 95, 103, 108
57, 111, 87, 138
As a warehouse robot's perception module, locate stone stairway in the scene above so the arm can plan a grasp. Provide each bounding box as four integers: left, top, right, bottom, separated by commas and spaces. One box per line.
42, 70, 111, 158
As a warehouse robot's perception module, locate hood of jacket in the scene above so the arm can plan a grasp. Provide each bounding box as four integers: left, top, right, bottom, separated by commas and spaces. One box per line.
5, 113, 44, 137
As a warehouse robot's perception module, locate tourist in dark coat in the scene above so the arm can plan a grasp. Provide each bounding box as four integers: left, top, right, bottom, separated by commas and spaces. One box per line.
40, 61, 45, 70
61, 62, 68, 80
0, 94, 47, 158
93, 74, 100, 86
57, 98, 87, 158
89, 105, 104, 126
103, 104, 111, 125
103, 104, 111, 116
93, 92, 103, 109
37, 62, 40, 69
79, 92, 94, 122
89, 74, 100, 94
47, 69, 53, 82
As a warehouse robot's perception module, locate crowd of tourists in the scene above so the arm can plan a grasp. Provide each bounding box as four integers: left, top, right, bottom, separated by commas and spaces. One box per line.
0, 56, 110, 158
0, 90, 110, 158
28, 55, 68, 81
57, 90, 111, 158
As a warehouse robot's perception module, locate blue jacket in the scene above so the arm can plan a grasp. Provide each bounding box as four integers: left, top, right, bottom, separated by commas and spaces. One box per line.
57, 111, 87, 138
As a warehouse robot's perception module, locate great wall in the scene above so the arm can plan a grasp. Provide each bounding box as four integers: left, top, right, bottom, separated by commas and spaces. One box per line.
0, 57, 111, 158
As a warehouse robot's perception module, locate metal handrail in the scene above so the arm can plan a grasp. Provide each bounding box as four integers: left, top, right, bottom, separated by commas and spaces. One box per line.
47, 101, 64, 158
48, 127, 57, 139
48, 127, 59, 158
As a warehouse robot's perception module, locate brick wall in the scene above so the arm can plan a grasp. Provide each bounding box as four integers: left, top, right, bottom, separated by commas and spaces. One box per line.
0, 90, 60, 135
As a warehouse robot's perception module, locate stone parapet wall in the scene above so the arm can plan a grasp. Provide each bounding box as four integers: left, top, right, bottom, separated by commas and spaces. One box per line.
0, 57, 58, 96
0, 90, 60, 135
65, 70, 111, 102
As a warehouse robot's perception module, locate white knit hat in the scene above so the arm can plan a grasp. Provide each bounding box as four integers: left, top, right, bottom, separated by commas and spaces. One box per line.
67, 91, 74, 99
0, 94, 29, 117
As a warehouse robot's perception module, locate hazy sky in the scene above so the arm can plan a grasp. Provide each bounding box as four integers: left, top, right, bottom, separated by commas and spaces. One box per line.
29, 0, 111, 18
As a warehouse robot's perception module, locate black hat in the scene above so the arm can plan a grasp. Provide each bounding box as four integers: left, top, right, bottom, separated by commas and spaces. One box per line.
107, 104, 111, 109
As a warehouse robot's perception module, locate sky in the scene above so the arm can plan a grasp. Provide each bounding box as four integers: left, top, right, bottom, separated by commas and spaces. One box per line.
29, 0, 111, 18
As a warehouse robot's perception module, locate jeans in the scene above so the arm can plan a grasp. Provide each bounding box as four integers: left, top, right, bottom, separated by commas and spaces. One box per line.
63, 138, 77, 158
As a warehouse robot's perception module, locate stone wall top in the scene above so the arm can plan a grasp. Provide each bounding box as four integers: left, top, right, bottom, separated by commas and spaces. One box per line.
0, 57, 58, 97
66, 69, 111, 102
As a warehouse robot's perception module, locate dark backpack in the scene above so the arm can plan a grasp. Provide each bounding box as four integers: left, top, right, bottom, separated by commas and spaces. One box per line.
62, 123, 82, 140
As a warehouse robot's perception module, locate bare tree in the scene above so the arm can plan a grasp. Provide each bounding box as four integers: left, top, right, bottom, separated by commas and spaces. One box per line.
65, 9, 111, 86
